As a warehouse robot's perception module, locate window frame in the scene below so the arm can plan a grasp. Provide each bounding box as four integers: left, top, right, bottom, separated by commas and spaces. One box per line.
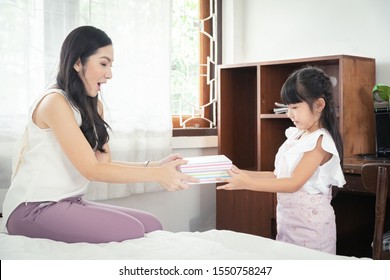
172, 0, 221, 136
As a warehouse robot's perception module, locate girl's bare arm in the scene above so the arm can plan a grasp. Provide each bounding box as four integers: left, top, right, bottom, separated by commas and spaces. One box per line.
217, 136, 329, 193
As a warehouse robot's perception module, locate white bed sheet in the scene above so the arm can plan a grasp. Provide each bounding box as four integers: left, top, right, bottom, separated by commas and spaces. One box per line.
0, 219, 359, 260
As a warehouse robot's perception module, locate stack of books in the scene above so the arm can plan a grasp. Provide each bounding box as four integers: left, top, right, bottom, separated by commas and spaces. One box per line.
273, 102, 288, 114
180, 155, 232, 184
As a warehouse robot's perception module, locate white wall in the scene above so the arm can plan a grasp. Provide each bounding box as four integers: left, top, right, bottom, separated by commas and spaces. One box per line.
222, 0, 390, 84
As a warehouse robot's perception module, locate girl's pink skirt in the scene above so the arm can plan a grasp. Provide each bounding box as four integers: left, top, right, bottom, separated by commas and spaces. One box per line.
276, 189, 336, 254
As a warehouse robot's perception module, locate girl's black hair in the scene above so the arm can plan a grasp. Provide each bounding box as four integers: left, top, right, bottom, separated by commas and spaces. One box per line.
280, 66, 343, 159
56, 25, 111, 152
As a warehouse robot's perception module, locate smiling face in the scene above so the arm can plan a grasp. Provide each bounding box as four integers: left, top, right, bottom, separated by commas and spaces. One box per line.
73, 45, 114, 97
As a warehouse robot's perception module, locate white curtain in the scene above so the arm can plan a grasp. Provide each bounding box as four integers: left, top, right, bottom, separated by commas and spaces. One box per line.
0, 0, 173, 200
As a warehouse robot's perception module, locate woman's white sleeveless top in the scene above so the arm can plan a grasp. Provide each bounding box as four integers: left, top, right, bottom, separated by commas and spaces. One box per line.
2, 89, 89, 231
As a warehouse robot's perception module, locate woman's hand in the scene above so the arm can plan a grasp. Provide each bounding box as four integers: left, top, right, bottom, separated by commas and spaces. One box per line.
157, 153, 183, 167
216, 165, 249, 190
157, 158, 199, 191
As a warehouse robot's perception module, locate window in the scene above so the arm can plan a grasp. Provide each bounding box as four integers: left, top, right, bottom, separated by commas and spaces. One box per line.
0, 0, 221, 138
171, 0, 221, 133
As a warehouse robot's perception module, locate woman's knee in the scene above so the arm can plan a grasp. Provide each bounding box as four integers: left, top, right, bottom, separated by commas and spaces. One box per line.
139, 212, 163, 233
94, 203, 163, 233
106, 220, 146, 242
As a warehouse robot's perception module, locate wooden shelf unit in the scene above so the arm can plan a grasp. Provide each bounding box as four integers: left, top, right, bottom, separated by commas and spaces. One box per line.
216, 55, 376, 238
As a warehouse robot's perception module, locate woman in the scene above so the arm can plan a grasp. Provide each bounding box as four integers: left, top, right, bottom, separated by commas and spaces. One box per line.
2, 26, 198, 243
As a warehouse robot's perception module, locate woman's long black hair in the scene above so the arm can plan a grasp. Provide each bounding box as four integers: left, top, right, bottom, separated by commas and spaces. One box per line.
280, 66, 343, 160
56, 26, 111, 152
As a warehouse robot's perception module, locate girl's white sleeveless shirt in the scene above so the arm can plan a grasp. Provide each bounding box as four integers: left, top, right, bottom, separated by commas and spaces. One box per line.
274, 127, 346, 195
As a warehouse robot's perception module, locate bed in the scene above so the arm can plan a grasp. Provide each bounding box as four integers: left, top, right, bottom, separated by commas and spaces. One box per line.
0, 218, 360, 260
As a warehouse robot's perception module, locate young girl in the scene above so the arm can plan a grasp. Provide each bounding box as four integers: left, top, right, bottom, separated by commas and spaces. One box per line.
2, 26, 198, 243
217, 66, 345, 254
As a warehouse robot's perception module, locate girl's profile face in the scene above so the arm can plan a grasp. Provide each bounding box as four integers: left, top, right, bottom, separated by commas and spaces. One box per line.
286, 101, 321, 132
75, 45, 114, 97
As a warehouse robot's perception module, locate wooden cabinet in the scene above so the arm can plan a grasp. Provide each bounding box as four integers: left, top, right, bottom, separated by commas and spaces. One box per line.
216, 55, 376, 239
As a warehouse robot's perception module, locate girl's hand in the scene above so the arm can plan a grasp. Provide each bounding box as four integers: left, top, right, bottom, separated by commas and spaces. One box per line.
216, 165, 248, 190
157, 158, 199, 191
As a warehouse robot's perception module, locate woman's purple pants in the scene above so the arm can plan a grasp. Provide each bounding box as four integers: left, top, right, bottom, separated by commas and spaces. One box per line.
6, 196, 162, 243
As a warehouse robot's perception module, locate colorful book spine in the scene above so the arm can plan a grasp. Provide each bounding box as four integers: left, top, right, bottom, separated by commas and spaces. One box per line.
180, 155, 232, 184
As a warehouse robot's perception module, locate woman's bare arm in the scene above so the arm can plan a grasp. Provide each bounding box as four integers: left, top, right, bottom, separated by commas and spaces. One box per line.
33, 93, 197, 190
